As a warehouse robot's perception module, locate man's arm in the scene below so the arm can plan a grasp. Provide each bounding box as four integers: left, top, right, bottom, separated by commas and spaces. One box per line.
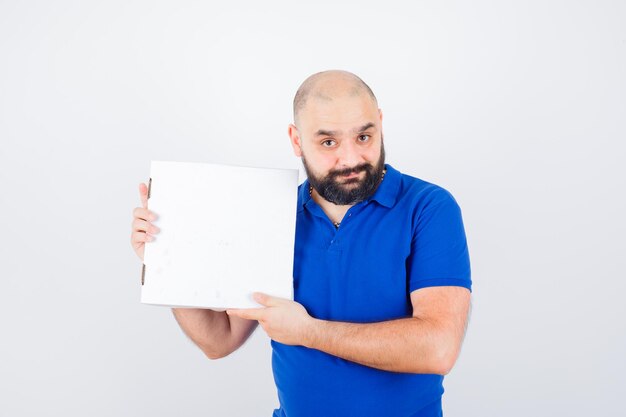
227, 286, 471, 375
172, 308, 258, 359
305, 286, 471, 374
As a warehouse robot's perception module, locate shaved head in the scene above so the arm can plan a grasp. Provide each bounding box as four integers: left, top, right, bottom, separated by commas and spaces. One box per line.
293, 70, 378, 126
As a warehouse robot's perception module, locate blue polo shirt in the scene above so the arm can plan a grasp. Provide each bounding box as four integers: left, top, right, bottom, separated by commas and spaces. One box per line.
271, 164, 472, 417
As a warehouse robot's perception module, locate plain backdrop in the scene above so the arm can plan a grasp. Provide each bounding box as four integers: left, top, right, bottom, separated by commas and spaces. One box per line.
1, 1, 624, 416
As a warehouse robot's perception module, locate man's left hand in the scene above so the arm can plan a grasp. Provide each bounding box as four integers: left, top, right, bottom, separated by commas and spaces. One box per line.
226, 293, 315, 346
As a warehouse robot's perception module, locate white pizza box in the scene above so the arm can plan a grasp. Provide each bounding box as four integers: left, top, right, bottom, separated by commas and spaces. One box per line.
140, 160, 298, 309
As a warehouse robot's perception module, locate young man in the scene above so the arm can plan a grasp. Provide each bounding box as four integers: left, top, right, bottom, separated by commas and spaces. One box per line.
130, 70, 472, 417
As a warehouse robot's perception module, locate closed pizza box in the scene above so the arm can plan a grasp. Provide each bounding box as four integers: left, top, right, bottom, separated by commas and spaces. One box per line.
140, 160, 298, 309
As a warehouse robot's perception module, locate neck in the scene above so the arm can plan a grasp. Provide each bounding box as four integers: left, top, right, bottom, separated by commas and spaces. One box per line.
310, 189, 351, 227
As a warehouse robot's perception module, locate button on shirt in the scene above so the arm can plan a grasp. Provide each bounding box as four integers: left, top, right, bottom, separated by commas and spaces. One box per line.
271, 163, 472, 417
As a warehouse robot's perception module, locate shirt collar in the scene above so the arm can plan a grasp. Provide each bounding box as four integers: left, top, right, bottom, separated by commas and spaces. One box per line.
369, 163, 401, 208
298, 163, 401, 211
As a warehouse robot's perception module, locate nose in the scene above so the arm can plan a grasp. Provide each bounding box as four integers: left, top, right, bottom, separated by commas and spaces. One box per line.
336, 139, 362, 169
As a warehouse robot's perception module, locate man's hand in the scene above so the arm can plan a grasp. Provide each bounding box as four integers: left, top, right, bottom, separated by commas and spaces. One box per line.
130, 182, 160, 261
226, 293, 315, 346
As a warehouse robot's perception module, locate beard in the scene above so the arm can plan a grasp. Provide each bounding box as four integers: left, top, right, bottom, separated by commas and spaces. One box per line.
302, 141, 386, 206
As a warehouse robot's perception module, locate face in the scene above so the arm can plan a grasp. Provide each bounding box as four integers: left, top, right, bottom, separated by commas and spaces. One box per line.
301, 138, 385, 205
288, 92, 385, 206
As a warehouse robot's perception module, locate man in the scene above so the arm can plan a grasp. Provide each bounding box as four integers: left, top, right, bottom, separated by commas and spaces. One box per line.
130, 70, 472, 417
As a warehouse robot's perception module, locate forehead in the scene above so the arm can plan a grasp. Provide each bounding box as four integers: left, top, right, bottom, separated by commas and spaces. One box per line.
299, 94, 379, 135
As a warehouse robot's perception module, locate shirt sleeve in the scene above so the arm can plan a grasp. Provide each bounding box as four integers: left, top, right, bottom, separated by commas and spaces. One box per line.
406, 187, 472, 293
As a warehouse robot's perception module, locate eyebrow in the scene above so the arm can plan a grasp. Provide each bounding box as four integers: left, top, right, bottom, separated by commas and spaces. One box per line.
314, 122, 377, 137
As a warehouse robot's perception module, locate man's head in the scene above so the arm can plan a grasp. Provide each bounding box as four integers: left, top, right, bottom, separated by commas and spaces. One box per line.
288, 70, 385, 206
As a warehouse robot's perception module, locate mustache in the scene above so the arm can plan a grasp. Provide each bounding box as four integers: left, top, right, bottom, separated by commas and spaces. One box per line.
328, 163, 371, 178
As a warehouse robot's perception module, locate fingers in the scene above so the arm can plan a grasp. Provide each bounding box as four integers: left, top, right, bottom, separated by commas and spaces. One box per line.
131, 182, 156, 261
131, 230, 155, 245
133, 207, 158, 222
227, 308, 265, 321
139, 182, 148, 209
131, 209, 160, 248
253, 292, 286, 307
132, 217, 160, 234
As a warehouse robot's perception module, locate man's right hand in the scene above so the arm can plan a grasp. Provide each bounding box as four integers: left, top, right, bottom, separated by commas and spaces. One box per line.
130, 182, 160, 261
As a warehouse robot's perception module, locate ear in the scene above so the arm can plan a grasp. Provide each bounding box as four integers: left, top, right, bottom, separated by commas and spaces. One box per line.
378, 108, 383, 123
288, 123, 303, 157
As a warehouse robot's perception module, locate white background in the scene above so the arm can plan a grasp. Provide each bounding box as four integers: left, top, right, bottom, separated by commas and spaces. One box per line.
1, 0, 624, 416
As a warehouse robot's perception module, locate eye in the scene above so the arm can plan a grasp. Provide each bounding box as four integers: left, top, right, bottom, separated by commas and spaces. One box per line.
321, 139, 336, 147
357, 134, 371, 142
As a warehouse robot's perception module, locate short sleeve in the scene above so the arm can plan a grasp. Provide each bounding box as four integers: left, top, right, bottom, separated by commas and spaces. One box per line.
406, 187, 472, 293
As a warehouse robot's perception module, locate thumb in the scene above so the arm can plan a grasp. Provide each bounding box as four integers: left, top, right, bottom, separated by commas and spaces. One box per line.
253, 292, 284, 307
139, 182, 148, 209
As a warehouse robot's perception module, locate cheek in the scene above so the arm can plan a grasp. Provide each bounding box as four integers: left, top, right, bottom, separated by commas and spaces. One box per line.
364, 146, 381, 162
309, 151, 335, 169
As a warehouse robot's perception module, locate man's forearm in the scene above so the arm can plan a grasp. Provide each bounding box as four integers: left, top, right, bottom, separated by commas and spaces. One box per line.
303, 317, 457, 375
171, 308, 231, 359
